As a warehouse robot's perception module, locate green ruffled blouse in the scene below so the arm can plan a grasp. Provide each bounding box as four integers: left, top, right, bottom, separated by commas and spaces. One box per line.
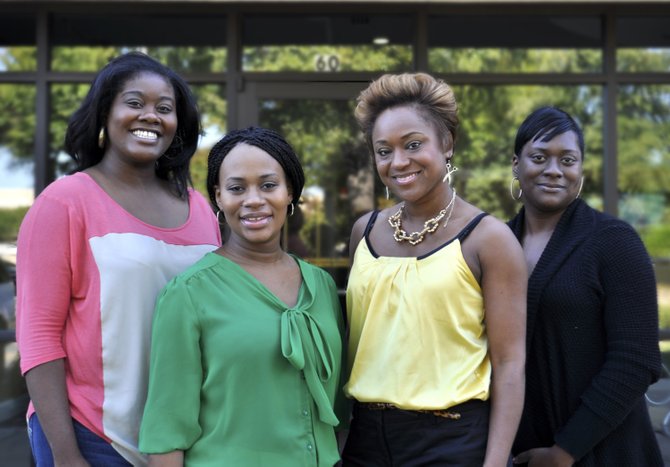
139, 252, 345, 466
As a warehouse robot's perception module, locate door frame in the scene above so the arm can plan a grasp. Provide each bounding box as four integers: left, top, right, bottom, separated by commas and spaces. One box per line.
235, 81, 367, 128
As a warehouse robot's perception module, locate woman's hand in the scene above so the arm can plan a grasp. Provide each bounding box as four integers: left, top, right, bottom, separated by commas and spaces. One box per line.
513, 445, 574, 466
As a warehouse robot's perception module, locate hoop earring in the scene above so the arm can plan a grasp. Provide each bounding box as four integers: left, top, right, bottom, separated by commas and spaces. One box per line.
98, 128, 105, 149
510, 176, 523, 201
442, 161, 458, 185
385, 186, 390, 200
216, 210, 225, 224
576, 176, 584, 199
289, 203, 295, 216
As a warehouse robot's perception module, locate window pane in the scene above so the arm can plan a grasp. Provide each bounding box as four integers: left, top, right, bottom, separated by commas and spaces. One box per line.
617, 85, 670, 328
617, 17, 670, 72
259, 99, 363, 289
429, 15, 602, 73
190, 84, 227, 199
50, 14, 227, 72
50, 84, 90, 179
243, 15, 412, 72
0, 83, 35, 242
0, 14, 36, 71
0, 83, 30, 437
52, 46, 227, 73
618, 48, 670, 73
430, 48, 601, 73
448, 85, 603, 220
0, 47, 37, 72
0, 18, 31, 440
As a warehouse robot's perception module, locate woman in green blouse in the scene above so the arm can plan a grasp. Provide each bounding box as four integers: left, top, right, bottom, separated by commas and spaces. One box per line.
139, 127, 346, 466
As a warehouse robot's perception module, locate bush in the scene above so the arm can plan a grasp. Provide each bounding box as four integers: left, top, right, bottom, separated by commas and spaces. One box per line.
0, 207, 29, 243
642, 223, 670, 259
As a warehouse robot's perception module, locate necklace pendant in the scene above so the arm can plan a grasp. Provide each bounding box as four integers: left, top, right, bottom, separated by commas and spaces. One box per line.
388, 189, 457, 246
407, 232, 424, 245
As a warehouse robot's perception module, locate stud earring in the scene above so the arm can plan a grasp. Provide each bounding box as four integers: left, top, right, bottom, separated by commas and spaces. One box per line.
442, 160, 458, 185
98, 128, 106, 149
510, 176, 523, 201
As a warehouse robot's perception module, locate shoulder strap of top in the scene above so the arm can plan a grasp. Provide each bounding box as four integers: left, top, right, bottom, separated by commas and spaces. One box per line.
457, 212, 489, 243
363, 210, 381, 238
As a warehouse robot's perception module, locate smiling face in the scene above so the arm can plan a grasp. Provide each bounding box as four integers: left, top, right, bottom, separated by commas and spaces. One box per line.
513, 130, 583, 214
215, 143, 293, 250
104, 71, 177, 168
372, 105, 451, 205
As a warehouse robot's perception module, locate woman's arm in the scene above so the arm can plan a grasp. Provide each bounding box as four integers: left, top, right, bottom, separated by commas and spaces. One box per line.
17, 193, 85, 465
148, 451, 184, 467
25, 360, 90, 467
139, 281, 203, 456
550, 222, 661, 461
477, 219, 528, 467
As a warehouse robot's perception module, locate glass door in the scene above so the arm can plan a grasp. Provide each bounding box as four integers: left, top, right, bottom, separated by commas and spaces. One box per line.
238, 82, 378, 292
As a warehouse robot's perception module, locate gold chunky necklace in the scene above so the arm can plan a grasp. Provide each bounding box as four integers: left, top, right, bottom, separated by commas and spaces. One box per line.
388, 189, 457, 245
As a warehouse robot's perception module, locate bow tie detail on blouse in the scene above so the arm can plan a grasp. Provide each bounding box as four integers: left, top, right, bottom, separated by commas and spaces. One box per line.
280, 308, 339, 426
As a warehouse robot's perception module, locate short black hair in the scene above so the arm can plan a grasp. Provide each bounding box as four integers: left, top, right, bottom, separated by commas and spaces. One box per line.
63, 51, 201, 198
514, 106, 585, 158
206, 127, 305, 212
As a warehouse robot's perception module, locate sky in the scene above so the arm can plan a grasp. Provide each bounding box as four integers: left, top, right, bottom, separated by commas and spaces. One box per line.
0, 148, 33, 189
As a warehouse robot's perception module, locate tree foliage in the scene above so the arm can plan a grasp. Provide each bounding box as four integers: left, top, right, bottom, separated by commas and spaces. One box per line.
0, 45, 668, 260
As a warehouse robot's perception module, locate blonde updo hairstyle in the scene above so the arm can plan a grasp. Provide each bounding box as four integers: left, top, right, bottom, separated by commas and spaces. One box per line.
354, 73, 459, 156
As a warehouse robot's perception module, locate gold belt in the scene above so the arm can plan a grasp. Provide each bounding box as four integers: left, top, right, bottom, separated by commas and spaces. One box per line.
358, 402, 461, 420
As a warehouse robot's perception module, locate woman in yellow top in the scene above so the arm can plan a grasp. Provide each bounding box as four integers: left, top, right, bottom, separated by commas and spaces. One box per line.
342, 73, 527, 467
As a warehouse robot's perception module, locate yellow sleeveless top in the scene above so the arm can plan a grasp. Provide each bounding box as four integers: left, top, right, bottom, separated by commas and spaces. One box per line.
344, 212, 490, 410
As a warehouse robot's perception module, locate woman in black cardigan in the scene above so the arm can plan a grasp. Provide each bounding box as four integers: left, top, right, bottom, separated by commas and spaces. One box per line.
509, 106, 663, 466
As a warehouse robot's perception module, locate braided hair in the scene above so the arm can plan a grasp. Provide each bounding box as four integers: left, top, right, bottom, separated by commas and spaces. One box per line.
206, 127, 305, 213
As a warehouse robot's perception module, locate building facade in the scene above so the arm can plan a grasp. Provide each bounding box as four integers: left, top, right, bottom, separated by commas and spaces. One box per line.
1, 1, 669, 461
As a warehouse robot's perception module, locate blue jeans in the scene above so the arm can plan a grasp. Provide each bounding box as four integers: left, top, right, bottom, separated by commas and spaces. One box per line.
28, 413, 131, 467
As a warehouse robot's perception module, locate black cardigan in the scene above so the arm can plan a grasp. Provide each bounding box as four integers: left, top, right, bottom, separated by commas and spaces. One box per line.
508, 199, 663, 466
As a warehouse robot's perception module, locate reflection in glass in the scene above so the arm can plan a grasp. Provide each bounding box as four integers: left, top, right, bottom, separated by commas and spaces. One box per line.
448, 85, 602, 220
243, 14, 412, 72
430, 48, 601, 73
617, 85, 670, 327
259, 99, 366, 289
617, 16, 670, 72
243, 45, 411, 72
0, 13, 36, 72
428, 15, 601, 73
52, 46, 227, 73
617, 48, 670, 72
50, 83, 91, 179
190, 84, 227, 198
0, 47, 37, 72
0, 84, 35, 250
429, 15, 601, 73
50, 13, 226, 73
